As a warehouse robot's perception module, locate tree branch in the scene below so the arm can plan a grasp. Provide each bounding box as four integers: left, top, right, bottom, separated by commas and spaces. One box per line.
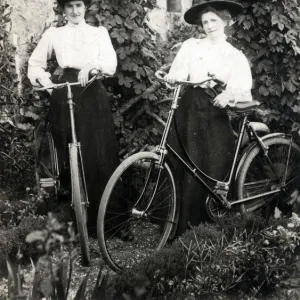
145, 106, 166, 127
119, 82, 160, 115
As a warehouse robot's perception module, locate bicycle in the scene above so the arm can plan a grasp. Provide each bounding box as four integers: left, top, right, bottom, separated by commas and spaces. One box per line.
34, 71, 101, 265
97, 70, 300, 272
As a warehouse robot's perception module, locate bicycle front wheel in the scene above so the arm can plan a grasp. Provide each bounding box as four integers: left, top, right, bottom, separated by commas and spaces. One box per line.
69, 145, 90, 265
237, 137, 300, 215
35, 120, 59, 197
97, 152, 177, 272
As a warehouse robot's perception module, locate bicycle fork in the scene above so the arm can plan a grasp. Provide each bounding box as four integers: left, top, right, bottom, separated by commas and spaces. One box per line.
67, 84, 89, 208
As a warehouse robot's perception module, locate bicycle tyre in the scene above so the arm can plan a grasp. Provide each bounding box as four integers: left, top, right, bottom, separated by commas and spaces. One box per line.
35, 120, 59, 197
69, 145, 90, 265
236, 137, 300, 215
97, 151, 177, 272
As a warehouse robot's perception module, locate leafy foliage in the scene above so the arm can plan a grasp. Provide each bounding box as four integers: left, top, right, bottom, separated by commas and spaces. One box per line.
0, 0, 41, 194
115, 215, 300, 299
6, 215, 114, 300
231, 0, 300, 133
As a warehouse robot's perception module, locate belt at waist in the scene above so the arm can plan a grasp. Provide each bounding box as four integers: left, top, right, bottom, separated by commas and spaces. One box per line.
62, 68, 80, 83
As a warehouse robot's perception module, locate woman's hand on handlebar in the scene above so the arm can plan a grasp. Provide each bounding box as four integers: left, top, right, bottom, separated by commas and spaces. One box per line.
36, 77, 54, 95
78, 63, 94, 87
163, 73, 176, 84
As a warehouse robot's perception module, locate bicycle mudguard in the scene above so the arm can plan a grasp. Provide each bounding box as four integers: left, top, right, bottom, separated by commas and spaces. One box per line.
234, 133, 291, 184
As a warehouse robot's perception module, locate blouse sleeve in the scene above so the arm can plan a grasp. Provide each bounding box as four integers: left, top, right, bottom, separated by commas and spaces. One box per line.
167, 39, 192, 81
28, 28, 54, 86
225, 51, 253, 105
90, 27, 117, 76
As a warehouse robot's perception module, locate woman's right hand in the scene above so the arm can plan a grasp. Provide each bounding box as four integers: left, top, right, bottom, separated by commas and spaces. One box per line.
163, 73, 178, 84
36, 77, 54, 95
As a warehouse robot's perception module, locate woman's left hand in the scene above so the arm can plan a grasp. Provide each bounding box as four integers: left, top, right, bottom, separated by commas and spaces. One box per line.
78, 63, 94, 87
213, 92, 231, 108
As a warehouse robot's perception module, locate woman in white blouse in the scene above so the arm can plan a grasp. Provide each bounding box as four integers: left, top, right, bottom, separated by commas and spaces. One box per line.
164, 0, 253, 236
28, 0, 119, 234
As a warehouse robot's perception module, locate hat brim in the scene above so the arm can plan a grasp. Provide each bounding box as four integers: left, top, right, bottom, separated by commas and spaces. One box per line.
184, 1, 244, 24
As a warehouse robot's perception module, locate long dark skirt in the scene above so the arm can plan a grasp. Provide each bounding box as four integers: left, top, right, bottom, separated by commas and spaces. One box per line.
170, 87, 235, 236
50, 68, 120, 230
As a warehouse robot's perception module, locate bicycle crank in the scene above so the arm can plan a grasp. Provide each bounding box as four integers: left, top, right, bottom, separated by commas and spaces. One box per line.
206, 194, 229, 222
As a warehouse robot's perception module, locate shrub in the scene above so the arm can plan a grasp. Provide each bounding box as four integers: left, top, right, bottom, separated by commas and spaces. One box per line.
114, 215, 300, 299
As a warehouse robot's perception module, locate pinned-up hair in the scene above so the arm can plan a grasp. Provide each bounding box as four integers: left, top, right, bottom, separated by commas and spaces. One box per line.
195, 6, 232, 26
57, 0, 90, 8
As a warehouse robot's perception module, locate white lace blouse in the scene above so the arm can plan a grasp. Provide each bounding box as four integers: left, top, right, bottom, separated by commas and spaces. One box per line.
28, 20, 117, 85
168, 37, 253, 104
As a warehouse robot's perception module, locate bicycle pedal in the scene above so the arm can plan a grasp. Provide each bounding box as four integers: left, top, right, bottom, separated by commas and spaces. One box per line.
40, 178, 56, 188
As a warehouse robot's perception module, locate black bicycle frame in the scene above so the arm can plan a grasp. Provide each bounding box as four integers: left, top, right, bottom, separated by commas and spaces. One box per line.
156, 85, 283, 209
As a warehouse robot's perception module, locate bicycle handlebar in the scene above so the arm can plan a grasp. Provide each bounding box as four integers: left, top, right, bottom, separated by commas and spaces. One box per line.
34, 70, 110, 91
155, 70, 225, 86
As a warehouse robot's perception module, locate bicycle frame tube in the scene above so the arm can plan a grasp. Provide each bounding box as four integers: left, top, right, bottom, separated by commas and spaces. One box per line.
67, 84, 77, 145
67, 84, 89, 206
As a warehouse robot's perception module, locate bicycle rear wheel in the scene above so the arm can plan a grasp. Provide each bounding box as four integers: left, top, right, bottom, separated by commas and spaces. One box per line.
69, 144, 90, 265
97, 152, 177, 272
35, 120, 59, 197
237, 137, 300, 215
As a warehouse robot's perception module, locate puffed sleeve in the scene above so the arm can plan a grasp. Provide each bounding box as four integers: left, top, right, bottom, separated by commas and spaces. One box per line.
225, 51, 253, 105
167, 39, 193, 81
28, 27, 54, 86
90, 27, 117, 75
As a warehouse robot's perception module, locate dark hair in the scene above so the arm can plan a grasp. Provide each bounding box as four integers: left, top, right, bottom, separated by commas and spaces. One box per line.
57, 0, 90, 8
195, 6, 232, 26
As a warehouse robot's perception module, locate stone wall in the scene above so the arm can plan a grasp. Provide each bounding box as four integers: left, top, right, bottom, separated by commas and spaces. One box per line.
10, 0, 55, 72
146, 0, 192, 40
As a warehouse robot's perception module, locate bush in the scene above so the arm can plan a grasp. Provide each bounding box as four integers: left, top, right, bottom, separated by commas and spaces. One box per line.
0, 215, 46, 277
114, 215, 300, 299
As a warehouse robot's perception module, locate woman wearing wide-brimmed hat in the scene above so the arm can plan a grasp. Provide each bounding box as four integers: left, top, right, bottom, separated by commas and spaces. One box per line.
164, 0, 253, 236
28, 0, 120, 233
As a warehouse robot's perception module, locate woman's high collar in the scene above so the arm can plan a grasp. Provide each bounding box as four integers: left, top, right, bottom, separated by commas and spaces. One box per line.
66, 20, 87, 28
206, 33, 227, 45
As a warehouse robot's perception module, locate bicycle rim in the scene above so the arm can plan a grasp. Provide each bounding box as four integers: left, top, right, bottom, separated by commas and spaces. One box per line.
237, 137, 300, 215
97, 152, 177, 272
70, 145, 90, 265
35, 121, 59, 196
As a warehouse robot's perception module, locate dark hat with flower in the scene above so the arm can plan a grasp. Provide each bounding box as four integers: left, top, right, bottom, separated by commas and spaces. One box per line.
57, 0, 90, 8
184, 0, 244, 24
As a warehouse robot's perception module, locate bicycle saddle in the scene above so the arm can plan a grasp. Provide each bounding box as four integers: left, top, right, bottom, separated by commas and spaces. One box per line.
230, 100, 261, 113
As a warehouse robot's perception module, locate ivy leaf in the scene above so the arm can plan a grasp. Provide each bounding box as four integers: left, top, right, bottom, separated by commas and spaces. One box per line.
292, 104, 300, 114
131, 28, 145, 43
111, 28, 128, 44
134, 82, 147, 94
16, 123, 33, 131
124, 17, 135, 29
258, 85, 269, 96
135, 67, 146, 80
271, 12, 290, 31
284, 80, 297, 93
118, 73, 133, 88
131, 11, 138, 19
269, 31, 284, 45
141, 46, 157, 61
24, 111, 39, 120
252, 3, 267, 17
117, 47, 127, 60
114, 15, 123, 25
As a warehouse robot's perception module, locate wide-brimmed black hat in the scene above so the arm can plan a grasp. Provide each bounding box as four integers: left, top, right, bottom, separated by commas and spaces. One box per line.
57, 0, 90, 8
184, 0, 244, 24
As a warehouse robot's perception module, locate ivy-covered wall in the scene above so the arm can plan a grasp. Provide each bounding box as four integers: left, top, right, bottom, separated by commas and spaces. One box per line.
2, 0, 300, 195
